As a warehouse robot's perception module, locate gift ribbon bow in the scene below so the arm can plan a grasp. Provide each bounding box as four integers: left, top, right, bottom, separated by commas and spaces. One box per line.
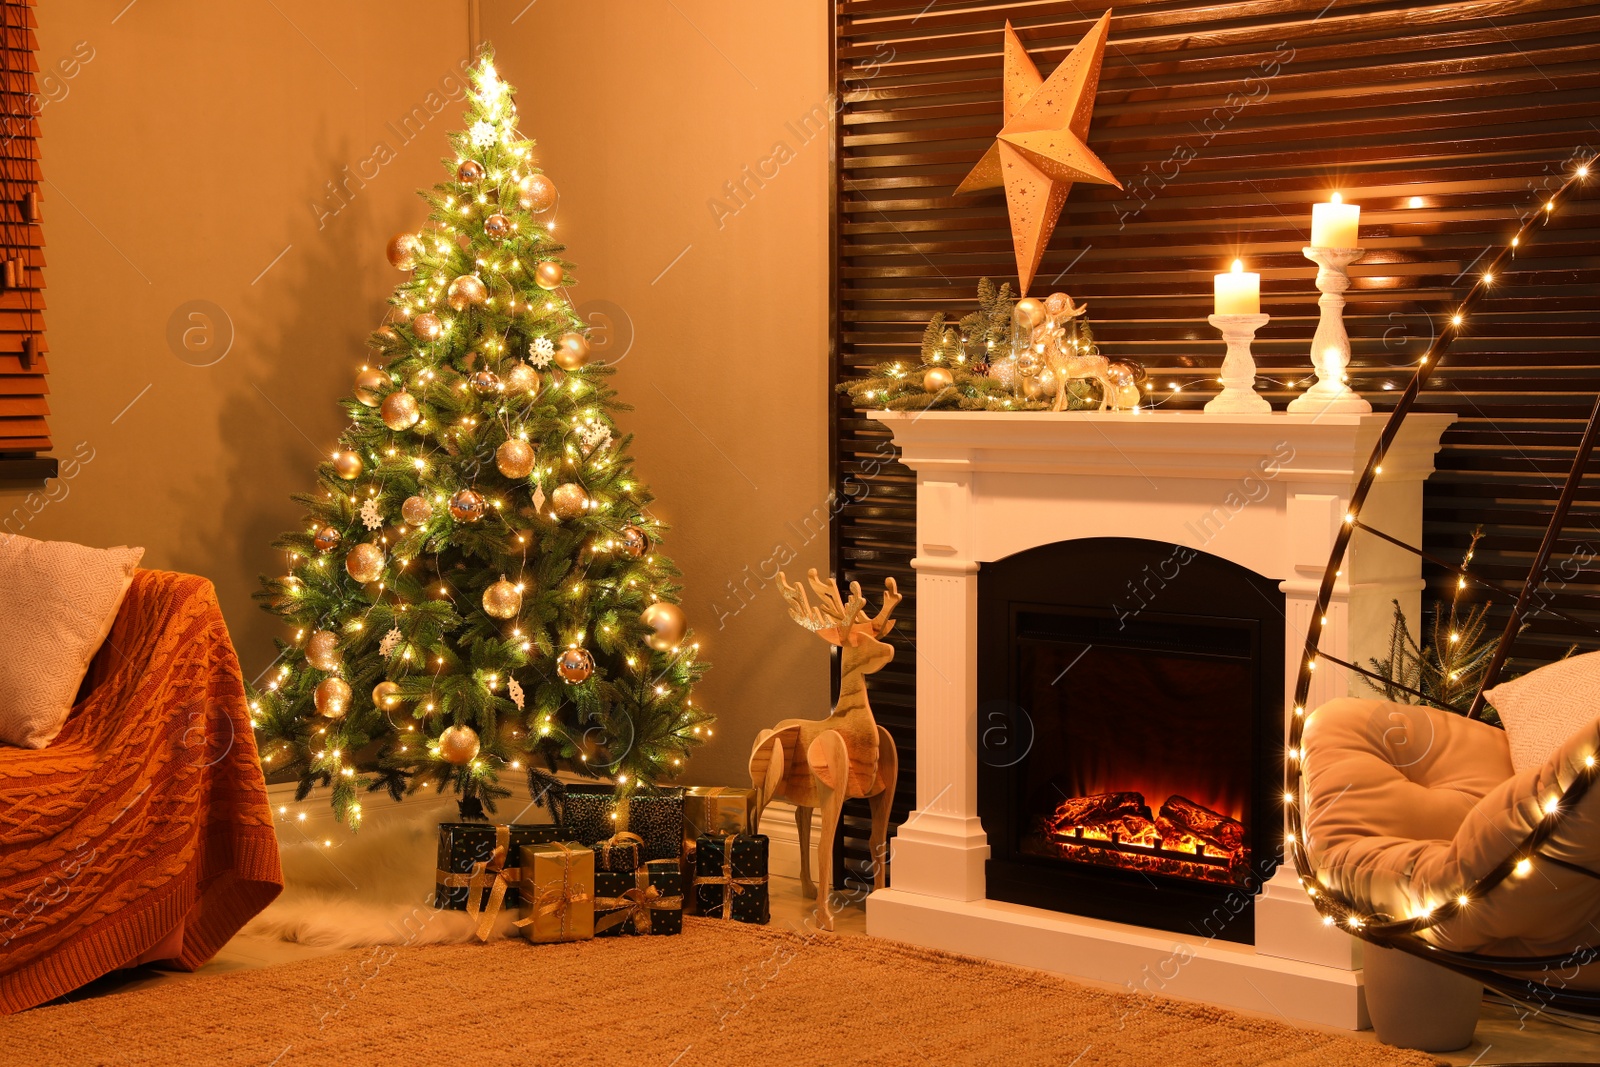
594, 831, 644, 871
595, 867, 683, 935
434, 825, 522, 942
514, 841, 592, 942
692, 839, 768, 919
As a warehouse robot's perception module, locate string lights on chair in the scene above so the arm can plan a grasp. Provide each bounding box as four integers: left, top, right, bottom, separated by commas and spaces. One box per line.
1281, 153, 1600, 1007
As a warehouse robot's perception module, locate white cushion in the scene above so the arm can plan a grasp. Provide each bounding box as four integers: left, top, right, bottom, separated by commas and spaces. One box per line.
0, 534, 143, 748
1484, 651, 1600, 774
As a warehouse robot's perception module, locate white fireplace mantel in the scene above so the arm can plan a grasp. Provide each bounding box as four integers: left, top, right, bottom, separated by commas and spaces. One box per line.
864, 408, 1454, 1030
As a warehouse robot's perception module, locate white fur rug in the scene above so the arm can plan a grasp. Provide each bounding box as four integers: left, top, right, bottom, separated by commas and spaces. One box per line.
243, 813, 520, 948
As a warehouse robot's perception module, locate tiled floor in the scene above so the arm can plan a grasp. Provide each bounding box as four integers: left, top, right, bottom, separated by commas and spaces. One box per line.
47, 876, 1595, 1064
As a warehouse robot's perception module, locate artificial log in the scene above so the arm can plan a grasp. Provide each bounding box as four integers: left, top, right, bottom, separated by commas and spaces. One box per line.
1048, 791, 1152, 831
1157, 795, 1244, 855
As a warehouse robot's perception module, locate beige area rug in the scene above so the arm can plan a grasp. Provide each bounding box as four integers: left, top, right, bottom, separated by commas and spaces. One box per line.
4, 920, 1437, 1067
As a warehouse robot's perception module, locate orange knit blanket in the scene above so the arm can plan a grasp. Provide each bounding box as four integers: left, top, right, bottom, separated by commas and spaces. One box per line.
0, 570, 282, 1013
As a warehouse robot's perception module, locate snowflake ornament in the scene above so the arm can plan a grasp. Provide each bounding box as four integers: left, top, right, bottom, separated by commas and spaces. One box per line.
528, 337, 555, 368
359, 497, 384, 531
379, 627, 402, 658
508, 676, 525, 711
580, 422, 613, 452
469, 121, 498, 148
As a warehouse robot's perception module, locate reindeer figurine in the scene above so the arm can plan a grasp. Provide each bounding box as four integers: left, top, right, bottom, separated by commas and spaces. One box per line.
748, 569, 900, 930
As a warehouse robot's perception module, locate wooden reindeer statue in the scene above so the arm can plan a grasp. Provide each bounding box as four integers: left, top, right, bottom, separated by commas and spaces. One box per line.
748, 569, 900, 930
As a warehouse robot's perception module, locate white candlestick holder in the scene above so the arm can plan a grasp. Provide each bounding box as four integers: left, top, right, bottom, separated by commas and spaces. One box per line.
1204, 312, 1271, 414
1287, 246, 1372, 414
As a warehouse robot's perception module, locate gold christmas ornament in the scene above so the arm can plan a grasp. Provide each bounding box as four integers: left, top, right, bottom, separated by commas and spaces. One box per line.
448, 488, 487, 523
401, 494, 433, 526
412, 312, 443, 342
483, 213, 512, 239
313, 525, 342, 553
923, 367, 955, 393
381, 389, 421, 431
438, 724, 481, 765
482, 575, 522, 619
306, 630, 341, 672
469, 369, 502, 395
953, 13, 1121, 294
373, 325, 402, 351
519, 173, 557, 213
331, 451, 363, 480
345, 542, 385, 583
1045, 291, 1086, 319
314, 677, 351, 719
496, 438, 536, 478
554, 332, 590, 370
447, 274, 488, 311
550, 482, 587, 520
1013, 297, 1046, 329
372, 680, 402, 710
619, 524, 649, 558
504, 361, 538, 394
354, 368, 389, 407
556, 647, 595, 685
641, 601, 688, 652
385, 232, 421, 271
534, 261, 564, 290
456, 159, 485, 183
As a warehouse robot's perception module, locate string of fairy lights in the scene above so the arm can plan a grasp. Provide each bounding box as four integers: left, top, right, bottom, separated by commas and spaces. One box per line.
250, 58, 711, 832
1283, 152, 1600, 947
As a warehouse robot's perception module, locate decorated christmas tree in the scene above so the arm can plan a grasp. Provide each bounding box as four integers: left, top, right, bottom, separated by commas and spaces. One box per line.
251, 52, 711, 825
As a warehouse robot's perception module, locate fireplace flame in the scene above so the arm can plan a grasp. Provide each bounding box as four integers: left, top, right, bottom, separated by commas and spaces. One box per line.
1038, 790, 1249, 886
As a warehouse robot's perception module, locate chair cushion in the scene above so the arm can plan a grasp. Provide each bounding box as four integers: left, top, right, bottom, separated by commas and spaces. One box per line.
0, 534, 143, 748
1303, 697, 1600, 987
1485, 651, 1600, 773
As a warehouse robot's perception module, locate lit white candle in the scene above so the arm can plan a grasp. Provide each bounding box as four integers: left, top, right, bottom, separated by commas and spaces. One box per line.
1214, 259, 1260, 315
1311, 192, 1360, 248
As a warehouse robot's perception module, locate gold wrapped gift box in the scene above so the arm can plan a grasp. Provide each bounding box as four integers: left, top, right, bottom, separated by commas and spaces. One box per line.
516, 841, 595, 944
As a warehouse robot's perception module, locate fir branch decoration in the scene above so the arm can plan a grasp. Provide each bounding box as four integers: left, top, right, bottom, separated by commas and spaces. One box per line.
1364, 529, 1509, 713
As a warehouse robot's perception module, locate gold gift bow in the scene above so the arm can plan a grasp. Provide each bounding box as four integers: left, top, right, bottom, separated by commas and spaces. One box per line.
594, 867, 683, 935
594, 831, 645, 871
514, 840, 592, 942
692, 840, 768, 920
433, 825, 523, 942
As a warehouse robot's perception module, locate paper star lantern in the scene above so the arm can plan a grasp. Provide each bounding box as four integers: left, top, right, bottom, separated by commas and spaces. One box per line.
956, 12, 1122, 295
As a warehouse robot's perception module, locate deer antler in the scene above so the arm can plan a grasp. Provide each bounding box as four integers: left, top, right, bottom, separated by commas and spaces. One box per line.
807, 568, 865, 636
870, 577, 902, 636
778, 571, 827, 632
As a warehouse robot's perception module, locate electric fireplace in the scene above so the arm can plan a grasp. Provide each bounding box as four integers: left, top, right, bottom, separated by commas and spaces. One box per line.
978, 538, 1283, 943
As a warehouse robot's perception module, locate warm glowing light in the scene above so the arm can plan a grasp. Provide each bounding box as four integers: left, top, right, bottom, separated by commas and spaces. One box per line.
1514, 857, 1533, 877
1407, 196, 1423, 208
1543, 797, 1560, 815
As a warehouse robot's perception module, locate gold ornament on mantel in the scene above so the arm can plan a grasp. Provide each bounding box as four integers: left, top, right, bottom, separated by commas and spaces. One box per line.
640, 601, 687, 652
496, 438, 535, 478
438, 724, 481, 765
923, 367, 954, 394
953, 12, 1122, 295
345, 542, 386, 583
482, 575, 522, 619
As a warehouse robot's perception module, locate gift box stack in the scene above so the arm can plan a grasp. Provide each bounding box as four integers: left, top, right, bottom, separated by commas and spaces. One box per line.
683, 786, 769, 924
435, 822, 565, 938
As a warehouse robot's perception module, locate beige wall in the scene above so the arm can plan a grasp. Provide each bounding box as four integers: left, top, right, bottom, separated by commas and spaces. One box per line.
15, 1, 831, 788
